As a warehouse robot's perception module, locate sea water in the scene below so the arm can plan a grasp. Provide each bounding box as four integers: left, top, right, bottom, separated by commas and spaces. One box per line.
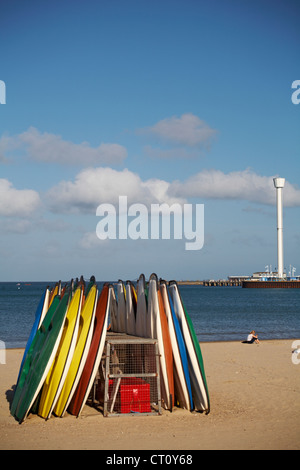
0, 281, 299, 348
179, 284, 300, 342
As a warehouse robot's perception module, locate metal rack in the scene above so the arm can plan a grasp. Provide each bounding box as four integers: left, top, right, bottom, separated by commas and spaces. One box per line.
99, 333, 162, 417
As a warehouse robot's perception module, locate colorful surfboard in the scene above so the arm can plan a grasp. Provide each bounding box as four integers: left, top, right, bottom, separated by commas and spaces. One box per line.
169, 281, 210, 413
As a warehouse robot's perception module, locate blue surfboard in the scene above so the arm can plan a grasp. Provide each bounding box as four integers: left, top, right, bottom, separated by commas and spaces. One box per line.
16, 288, 50, 385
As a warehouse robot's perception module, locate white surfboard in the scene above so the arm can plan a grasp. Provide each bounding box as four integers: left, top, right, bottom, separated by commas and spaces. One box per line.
125, 281, 136, 336
148, 274, 173, 410
136, 274, 147, 338
160, 281, 193, 410
117, 280, 126, 333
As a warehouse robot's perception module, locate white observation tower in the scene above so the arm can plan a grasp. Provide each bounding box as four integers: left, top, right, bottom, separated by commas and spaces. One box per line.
273, 177, 285, 279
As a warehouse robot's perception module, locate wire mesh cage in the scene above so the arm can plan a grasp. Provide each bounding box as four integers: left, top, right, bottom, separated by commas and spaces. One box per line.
97, 333, 161, 417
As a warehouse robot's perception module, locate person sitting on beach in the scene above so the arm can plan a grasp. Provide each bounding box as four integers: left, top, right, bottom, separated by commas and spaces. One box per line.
242, 330, 260, 344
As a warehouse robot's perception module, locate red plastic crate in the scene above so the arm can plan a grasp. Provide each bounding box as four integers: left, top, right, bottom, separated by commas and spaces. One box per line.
109, 378, 151, 414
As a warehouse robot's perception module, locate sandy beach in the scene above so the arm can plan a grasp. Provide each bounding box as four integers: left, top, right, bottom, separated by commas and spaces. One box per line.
1, 339, 299, 450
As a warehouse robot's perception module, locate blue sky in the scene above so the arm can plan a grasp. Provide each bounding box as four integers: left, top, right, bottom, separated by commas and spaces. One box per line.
0, 0, 299, 282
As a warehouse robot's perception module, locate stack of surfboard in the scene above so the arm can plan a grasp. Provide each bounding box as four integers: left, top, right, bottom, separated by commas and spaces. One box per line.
12, 273, 209, 423
11, 277, 112, 423
110, 273, 210, 414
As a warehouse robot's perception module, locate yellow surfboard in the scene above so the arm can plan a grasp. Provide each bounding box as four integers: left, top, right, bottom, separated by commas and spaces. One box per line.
38, 286, 83, 419
53, 284, 98, 417
48, 281, 61, 308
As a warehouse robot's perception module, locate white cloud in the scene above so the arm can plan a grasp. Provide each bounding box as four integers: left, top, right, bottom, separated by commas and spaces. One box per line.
0, 179, 41, 216
47, 167, 300, 215
0, 127, 127, 166
168, 169, 300, 207
47, 167, 186, 214
138, 113, 217, 148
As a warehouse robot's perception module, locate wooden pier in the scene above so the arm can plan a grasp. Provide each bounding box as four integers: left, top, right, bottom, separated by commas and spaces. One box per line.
202, 279, 241, 287
178, 280, 241, 287
177, 278, 300, 288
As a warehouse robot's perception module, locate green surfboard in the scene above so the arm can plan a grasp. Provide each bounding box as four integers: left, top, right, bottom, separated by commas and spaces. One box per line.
12, 293, 69, 423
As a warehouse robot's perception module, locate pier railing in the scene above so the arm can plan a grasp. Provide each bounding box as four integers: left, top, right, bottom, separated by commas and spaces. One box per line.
177, 280, 241, 287
177, 279, 300, 288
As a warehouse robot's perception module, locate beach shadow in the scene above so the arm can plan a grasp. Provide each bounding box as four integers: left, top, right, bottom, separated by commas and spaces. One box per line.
6, 384, 16, 410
